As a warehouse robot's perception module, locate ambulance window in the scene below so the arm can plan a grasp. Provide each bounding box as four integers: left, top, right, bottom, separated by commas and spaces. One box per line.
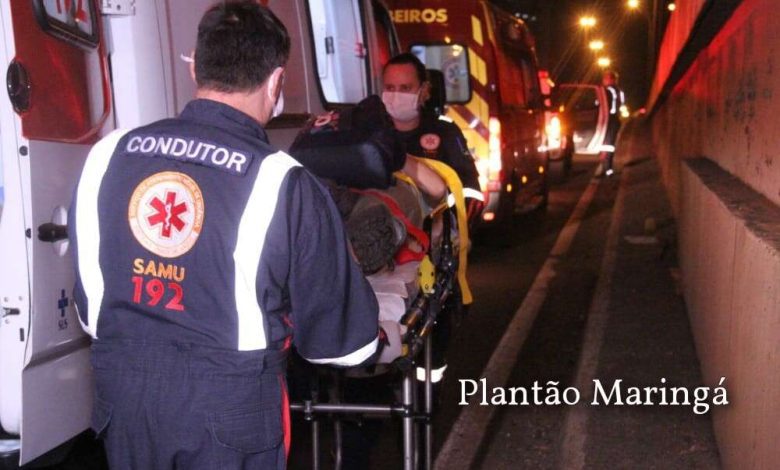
495, 54, 541, 109
410, 44, 471, 104
308, 0, 369, 105
33, 0, 99, 47
520, 59, 542, 109
496, 56, 527, 107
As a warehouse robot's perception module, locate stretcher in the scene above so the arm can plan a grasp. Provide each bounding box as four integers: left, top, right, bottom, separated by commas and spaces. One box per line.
290, 158, 471, 470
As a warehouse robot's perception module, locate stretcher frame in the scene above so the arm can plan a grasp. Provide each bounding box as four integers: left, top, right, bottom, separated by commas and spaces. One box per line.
291, 208, 458, 470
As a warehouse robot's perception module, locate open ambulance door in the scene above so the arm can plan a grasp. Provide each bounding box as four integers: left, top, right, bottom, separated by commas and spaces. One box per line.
265, 0, 399, 148
0, 0, 110, 464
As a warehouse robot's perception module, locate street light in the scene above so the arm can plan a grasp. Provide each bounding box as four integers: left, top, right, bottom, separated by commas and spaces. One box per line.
589, 39, 605, 51
597, 57, 612, 68
579, 15, 597, 29
627, 0, 640, 9
667, 2, 677, 11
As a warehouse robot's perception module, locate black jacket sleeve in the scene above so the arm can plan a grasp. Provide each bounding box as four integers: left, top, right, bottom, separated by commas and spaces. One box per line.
439, 122, 481, 192
285, 169, 379, 366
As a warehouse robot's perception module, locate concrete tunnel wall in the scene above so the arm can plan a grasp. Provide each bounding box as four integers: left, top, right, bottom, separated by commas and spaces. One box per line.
646, 0, 780, 467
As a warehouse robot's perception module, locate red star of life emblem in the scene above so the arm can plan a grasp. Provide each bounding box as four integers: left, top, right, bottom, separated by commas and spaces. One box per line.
420, 133, 441, 151
146, 191, 188, 238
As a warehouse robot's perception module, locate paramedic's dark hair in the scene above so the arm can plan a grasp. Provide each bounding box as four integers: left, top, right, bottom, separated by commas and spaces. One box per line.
195, 1, 290, 92
384, 53, 427, 85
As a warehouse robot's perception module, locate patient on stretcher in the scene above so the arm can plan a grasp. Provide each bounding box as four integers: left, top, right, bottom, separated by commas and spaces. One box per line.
289, 95, 469, 365
323, 159, 445, 362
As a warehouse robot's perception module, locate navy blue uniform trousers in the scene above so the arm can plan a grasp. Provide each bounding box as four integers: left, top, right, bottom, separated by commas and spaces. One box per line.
91, 341, 288, 469
602, 117, 621, 171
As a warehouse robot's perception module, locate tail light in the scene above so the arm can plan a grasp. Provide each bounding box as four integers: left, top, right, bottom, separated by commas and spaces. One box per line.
477, 117, 503, 195
488, 117, 502, 181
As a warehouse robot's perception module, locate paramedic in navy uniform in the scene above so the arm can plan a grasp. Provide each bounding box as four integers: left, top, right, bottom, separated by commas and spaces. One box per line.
68, 2, 379, 469
382, 53, 484, 222
382, 53, 481, 387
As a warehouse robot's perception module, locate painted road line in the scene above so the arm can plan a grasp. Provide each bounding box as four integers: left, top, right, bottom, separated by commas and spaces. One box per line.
435, 175, 603, 470
559, 170, 628, 469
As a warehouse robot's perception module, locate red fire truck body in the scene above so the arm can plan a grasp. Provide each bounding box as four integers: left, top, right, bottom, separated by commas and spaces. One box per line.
387, 0, 549, 224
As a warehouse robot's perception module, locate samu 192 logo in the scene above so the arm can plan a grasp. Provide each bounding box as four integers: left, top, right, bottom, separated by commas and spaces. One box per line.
128, 172, 204, 258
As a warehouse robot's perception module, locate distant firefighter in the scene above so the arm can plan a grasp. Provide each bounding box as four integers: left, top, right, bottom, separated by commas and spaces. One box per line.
599, 70, 625, 177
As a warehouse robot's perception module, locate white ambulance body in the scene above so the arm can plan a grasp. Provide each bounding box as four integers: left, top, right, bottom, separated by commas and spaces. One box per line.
0, 0, 398, 465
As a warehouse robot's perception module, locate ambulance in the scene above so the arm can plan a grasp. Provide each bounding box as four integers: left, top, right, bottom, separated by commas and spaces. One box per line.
0, 0, 398, 465
386, 0, 549, 225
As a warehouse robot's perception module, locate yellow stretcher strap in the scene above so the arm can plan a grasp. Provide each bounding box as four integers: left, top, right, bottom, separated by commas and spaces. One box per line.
409, 156, 473, 305
393, 171, 417, 188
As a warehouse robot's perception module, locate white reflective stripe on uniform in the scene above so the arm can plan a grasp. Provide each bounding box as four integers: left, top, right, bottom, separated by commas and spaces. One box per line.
305, 336, 379, 367
608, 87, 618, 114
416, 365, 448, 383
448, 188, 485, 207
75, 129, 131, 339
599, 144, 616, 152
463, 188, 485, 202
234, 151, 300, 351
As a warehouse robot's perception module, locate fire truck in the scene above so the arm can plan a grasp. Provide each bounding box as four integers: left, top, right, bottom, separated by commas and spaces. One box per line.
385, 0, 549, 226
0, 0, 398, 466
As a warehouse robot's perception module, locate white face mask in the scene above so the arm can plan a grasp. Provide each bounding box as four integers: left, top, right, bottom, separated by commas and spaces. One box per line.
272, 90, 284, 118
382, 91, 420, 123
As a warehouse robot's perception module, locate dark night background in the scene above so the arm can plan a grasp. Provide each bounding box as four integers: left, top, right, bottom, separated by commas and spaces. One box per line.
489, 0, 673, 109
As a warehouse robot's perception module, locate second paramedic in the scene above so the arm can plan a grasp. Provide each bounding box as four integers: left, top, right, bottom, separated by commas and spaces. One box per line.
69, 2, 379, 469
382, 53, 484, 222
381, 53, 478, 386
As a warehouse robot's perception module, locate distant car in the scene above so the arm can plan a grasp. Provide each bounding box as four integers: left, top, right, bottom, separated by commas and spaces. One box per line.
553, 84, 609, 156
